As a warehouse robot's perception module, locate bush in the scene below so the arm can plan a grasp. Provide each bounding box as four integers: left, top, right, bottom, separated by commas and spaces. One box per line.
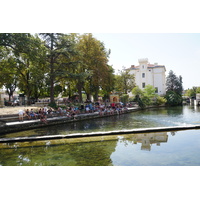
141, 95, 151, 106
165, 91, 182, 106
120, 94, 129, 104
48, 102, 58, 109
155, 96, 167, 106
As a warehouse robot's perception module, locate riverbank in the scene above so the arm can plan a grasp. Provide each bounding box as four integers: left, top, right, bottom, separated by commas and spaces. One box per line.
0, 106, 141, 134
1, 105, 200, 143
0, 106, 39, 115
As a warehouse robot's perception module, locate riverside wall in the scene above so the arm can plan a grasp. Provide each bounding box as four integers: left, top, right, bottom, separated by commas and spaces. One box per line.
0, 107, 141, 135
1, 105, 200, 143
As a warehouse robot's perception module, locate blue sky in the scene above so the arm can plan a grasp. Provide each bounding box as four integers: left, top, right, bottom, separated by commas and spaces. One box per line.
93, 33, 200, 90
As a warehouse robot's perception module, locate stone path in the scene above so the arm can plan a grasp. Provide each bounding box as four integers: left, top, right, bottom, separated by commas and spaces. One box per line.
0, 106, 39, 115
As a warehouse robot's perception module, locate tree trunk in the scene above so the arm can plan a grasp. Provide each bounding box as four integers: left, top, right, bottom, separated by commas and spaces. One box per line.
94, 89, 99, 102
8, 94, 12, 102
6, 88, 14, 102
50, 57, 55, 103
77, 81, 83, 103
50, 34, 55, 104
67, 83, 71, 99
50, 73, 55, 103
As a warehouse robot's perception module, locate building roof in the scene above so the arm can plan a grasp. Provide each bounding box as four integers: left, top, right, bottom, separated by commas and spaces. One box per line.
130, 64, 166, 71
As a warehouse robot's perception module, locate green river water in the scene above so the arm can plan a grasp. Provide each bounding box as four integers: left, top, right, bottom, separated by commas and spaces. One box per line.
1, 105, 200, 166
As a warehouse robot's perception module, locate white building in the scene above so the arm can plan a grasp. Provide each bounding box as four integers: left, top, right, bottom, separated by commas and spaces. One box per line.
128, 58, 166, 96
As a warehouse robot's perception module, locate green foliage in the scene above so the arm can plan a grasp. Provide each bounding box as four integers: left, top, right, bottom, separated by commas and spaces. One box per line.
166, 70, 183, 95
155, 96, 167, 106
132, 86, 145, 108
165, 70, 183, 105
165, 91, 182, 106
185, 87, 200, 98
120, 94, 129, 104
39, 33, 79, 103
48, 102, 57, 109
132, 85, 166, 108
0, 33, 115, 104
76, 34, 114, 101
143, 85, 156, 98
0, 33, 32, 56
197, 87, 200, 93
54, 85, 64, 96
141, 95, 151, 106
142, 85, 157, 106
137, 96, 146, 109
128, 97, 135, 102
115, 67, 135, 94
132, 86, 143, 97
0, 34, 48, 104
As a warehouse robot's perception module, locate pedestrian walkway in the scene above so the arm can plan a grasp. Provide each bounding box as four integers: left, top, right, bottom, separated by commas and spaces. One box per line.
1, 107, 138, 135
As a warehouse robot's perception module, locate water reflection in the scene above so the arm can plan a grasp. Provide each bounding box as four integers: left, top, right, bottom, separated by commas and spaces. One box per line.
120, 132, 168, 151
2, 130, 200, 166
1, 106, 200, 139
1, 106, 200, 166
111, 130, 200, 166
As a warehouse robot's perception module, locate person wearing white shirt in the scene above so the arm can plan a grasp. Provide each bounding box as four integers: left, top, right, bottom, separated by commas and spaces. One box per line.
18, 109, 25, 122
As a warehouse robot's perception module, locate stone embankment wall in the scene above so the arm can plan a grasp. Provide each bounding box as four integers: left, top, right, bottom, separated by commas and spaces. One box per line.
0, 108, 140, 135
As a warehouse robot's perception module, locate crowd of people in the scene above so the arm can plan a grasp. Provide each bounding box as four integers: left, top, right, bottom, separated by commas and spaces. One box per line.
18, 102, 131, 123
18, 106, 50, 124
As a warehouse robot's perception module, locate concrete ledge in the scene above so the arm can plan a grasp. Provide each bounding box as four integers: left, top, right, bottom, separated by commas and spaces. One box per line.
0, 106, 171, 135
0, 108, 140, 134
1, 125, 200, 143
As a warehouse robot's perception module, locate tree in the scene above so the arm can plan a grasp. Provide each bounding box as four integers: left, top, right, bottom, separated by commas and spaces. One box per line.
0, 34, 32, 91
0, 33, 33, 56
185, 87, 200, 98
0, 34, 48, 104
39, 33, 77, 104
132, 86, 145, 108
0, 33, 114, 105
155, 96, 167, 106
142, 85, 157, 106
166, 70, 183, 105
100, 65, 115, 100
0, 47, 18, 98
2, 58, 18, 101
76, 33, 114, 101
143, 85, 156, 99
166, 70, 183, 95
165, 91, 182, 106
132, 84, 166, 108
115, 67, 135, 94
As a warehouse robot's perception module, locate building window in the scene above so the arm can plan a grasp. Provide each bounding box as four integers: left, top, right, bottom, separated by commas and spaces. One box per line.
142, 82, 145, 88
142, 73, 145, 78
155, 87, 158, 93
